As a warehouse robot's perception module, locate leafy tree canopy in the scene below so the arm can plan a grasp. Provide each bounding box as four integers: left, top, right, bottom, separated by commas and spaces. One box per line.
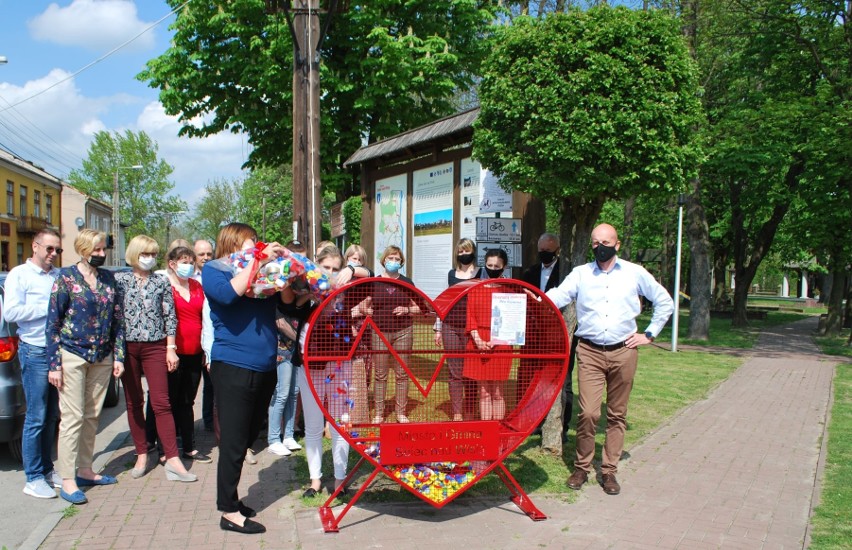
473, 6, 703, 201
139, 0, 502, 196
68, 130, 186, 244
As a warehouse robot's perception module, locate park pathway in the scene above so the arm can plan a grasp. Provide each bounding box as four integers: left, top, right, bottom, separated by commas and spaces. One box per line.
37, 318, 838, 549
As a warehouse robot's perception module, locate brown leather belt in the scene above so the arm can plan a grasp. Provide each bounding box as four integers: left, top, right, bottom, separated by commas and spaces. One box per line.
579, 337, 627, 352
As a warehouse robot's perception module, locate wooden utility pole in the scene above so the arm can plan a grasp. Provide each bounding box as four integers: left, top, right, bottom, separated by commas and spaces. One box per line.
266, 0, 329, 254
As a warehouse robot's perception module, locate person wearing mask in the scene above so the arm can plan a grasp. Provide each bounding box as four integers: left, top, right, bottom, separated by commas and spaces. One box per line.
520, 232, 570, 435
547, 223, 673, 495
115, 235, 196, 483
5, 229, 62, 498
435, 238, 483, 421
337, 244, 373, 424
281, 245, 359, 497
464, 249, 511, 421
204, 223, 286, 534
356, 246, 421, 424
46, 229, 125, 505
193, 239, 215, 430
147, 246, 211, 463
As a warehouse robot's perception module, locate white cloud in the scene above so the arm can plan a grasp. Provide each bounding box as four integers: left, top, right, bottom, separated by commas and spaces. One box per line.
28, 0, 155, 52
0, 71, 249, 205
0, 69, 109, 175
134, 102, 250, 204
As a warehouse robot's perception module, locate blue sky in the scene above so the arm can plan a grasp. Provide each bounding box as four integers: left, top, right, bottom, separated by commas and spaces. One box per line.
0, 0, 249, 207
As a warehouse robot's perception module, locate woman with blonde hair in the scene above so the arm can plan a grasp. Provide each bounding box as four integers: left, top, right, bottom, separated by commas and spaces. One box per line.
115, 235, 195, 483
46, 229, 125, 504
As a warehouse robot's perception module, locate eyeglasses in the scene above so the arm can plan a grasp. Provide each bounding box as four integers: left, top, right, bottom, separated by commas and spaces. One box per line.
35, 242, 63, 255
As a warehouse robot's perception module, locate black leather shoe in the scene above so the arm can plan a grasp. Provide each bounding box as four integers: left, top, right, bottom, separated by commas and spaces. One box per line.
567, 469, 588, 490
220, 516, 266, 534
601, 473, 621, 495
238, 501, 256, 518
302, 487, 319, 498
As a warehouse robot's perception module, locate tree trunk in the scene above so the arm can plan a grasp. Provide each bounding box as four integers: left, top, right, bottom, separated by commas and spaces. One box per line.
730, 161, 803, 327
541, 194, 606, 455
685, 178, 711, 340
823, 254, 846, 336
621, 195, 637, 261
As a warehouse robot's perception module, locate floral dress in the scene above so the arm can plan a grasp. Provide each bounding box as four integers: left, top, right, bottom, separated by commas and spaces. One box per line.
46, 265, 126, 371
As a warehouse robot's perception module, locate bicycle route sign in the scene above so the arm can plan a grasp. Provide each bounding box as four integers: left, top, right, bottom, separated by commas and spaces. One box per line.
476, 217, 522, 243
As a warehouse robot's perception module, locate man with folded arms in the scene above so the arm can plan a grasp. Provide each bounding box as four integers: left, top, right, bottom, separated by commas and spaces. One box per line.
5, 229, 62, 498
546, 223, 672, 495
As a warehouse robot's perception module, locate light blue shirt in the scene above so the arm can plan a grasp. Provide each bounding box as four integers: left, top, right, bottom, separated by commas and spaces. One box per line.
3, 259, 60, 347
546, 257, 673, 346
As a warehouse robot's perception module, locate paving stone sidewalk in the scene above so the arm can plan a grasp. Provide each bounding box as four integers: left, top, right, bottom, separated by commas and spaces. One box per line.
38, 318, 839, 549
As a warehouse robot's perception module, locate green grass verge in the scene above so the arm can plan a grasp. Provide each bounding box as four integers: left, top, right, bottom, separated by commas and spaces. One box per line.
292, 345, 741, 505
815, 331, 852, 358
809, 362, 852, 550
644, 310, 814, 349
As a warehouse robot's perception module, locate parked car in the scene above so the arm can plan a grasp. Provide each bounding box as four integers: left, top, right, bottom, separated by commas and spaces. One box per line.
0, 273, 25, 461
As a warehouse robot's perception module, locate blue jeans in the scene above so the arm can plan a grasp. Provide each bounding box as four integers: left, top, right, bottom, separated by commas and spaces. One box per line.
267, 359, 297, 444
20, 342, 59, 482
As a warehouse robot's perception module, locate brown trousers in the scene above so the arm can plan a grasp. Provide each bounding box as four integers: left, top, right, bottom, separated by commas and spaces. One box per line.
574, 342, 638, 475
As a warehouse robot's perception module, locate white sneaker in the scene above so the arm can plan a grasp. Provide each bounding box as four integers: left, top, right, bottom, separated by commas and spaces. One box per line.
267, 442, 292, 456
23, 479, 57, 499
397, 414, 410, 423
282, 438, 302, 451
46, 470, 63, 489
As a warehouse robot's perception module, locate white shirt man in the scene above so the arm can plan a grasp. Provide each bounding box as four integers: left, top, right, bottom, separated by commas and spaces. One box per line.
5, 229, 62, 498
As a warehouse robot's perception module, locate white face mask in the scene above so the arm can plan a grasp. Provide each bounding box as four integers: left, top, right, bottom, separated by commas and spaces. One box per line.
138, 257, 157, 271
175, 263, 194, 279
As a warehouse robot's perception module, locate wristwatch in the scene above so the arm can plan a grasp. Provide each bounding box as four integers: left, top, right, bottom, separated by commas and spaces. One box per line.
644, 331, 655, 342
167, 344, 178, 350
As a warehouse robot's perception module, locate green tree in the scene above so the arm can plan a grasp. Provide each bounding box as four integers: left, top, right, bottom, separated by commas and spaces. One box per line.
236, 165, 295, 244
694, 0, 850, 328
139, 0, 502, 197
68, 130, 186, 244
474, 6, 702, 269
474, 6, 703, 453
184, 178, 243, 243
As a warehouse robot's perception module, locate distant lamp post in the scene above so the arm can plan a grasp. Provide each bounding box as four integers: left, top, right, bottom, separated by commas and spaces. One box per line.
672, 193, 687, 352
113, 165, 143, 266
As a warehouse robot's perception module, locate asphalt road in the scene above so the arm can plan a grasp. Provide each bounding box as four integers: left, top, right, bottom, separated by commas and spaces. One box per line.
0, 388, 130, 550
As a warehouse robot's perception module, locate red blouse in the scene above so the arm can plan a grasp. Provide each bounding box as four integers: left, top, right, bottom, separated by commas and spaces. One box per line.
172, 278, 205, 355
464, 283, 512, 381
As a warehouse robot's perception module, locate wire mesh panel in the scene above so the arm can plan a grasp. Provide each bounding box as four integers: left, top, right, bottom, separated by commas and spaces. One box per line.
304, 277, 569, 507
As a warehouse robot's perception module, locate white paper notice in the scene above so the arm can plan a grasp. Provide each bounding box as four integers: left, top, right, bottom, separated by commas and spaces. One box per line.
489, 293, 527, 346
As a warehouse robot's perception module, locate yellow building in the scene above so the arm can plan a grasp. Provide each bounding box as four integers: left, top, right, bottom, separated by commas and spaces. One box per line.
0, 149, 62, 270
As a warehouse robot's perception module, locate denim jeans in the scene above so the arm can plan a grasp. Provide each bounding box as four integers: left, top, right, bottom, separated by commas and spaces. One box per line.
20, 342, 59, 482
267, 359, 297, 445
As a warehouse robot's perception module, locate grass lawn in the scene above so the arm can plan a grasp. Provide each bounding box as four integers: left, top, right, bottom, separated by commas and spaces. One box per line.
294, 345, 741, 505
809, 330, 852, 550
645, 310, 814, 349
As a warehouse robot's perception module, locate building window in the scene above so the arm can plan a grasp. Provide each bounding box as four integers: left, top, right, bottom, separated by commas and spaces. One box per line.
45, 194, 53, 224
19, 186, 27, 217
6, 182, 13, 215
16, 243, 24, 266
34, 190, 41, 219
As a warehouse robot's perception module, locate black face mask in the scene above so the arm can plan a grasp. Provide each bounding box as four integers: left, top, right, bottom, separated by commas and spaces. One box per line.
88, 255, 106, 268
538, 250, 557, 265
485, 267, 504, 279
593, 244, 617, 264
457, 253, 475, 266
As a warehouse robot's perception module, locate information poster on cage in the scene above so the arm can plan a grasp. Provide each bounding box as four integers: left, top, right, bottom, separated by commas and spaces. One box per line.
490, 293, 527, 346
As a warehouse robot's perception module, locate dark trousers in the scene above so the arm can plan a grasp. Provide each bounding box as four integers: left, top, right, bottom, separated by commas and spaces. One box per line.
211, 361, 276, 513
122, 341, 178, 458
202, 367, 214, 429
146, 353, 203, 453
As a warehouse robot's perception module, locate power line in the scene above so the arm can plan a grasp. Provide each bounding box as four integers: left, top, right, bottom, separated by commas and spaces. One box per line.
0, 0, 191, 114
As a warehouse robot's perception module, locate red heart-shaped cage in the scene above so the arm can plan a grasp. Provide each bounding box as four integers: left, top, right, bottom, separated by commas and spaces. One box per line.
303, 277, 569, 506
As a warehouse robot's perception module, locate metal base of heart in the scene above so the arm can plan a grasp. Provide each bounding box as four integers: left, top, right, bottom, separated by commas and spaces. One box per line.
318, 457, 546, 533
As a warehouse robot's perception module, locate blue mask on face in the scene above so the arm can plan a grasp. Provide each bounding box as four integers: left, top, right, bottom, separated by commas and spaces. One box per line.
176, 263, 195, 279
384, 261, 401, 273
